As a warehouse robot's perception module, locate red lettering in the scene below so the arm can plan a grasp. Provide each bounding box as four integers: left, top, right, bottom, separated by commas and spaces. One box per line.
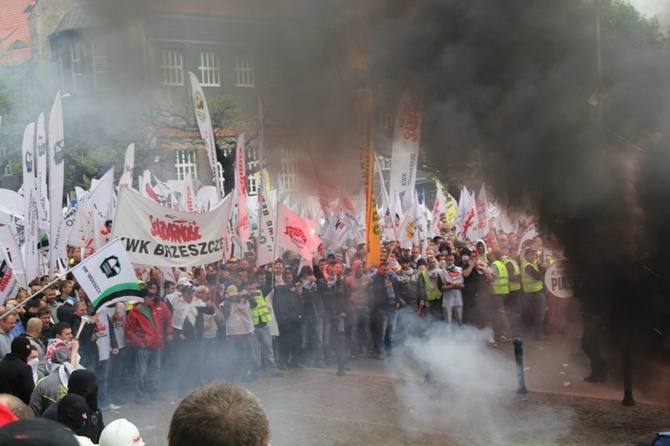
149, 216, 202, 243
402, 103, 421, 142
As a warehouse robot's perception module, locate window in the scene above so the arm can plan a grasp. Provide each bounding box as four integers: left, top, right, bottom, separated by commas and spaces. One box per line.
234, 54, 254, 87
70, 42, 85, 93
247, 161, 259, 196
280, 147, 297, 192
199, 52, 220, 87
217, 162, 225, 190
175, 149, 197, 181
3, 165, 10, 176
92, 41, 110, 91
267, 56, 285, 87
162, 50, 184, 86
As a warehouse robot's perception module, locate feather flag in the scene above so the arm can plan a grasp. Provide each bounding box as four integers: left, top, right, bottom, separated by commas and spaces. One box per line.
189, 72, 222, 200
48, 93, 67, 278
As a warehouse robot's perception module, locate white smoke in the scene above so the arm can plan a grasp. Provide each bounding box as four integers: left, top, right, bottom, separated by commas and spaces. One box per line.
388, 325, 575, 445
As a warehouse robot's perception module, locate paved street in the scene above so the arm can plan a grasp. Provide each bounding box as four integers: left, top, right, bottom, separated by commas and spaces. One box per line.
103, 327, 670, 445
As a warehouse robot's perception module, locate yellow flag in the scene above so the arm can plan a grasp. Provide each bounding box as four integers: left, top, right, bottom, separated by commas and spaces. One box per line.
341, 39, 381, 267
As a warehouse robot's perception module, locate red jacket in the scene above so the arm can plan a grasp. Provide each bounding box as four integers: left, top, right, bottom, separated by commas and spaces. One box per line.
124, 303, 173, 350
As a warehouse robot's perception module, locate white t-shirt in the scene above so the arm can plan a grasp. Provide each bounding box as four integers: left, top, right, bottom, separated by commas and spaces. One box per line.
440, 266, 464, 308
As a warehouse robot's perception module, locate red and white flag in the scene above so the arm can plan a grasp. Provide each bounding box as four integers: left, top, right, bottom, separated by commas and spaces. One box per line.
276, 203, 320, 261
234, 134, 250, 243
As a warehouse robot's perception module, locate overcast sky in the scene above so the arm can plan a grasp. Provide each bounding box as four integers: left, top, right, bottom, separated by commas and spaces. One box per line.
629, 0, 670, 27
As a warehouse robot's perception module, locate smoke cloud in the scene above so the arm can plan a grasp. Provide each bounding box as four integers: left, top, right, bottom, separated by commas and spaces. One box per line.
389, 326, 575, 444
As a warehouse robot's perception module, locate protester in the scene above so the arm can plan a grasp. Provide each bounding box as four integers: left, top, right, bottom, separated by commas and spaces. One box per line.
0, 394, 34, 419
30, 346, 80, 416
98, 418, 145, 446
0, 308, 18, 359
0, 337, 35, 404
42, 369, 105, 443
0, 418, 81, 446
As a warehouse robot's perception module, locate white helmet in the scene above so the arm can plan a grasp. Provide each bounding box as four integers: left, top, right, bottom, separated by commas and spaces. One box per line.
98, 419, 145, 446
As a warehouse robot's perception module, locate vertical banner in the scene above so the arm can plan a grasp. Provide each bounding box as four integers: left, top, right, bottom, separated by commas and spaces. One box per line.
0, 226, 26, 289
431, 180, 447, 237
22, 123, 40, 282
389, 81, 423, 210
0, 241, 19, 304
256, 188, 276, 268
340, 39, 381, 267
189, 72, 222, 201
119, 143, 135, 189
35, 113, 49, 231
48, 93, 66, 277
235, 134, 250, 243
476, 183, 490, 239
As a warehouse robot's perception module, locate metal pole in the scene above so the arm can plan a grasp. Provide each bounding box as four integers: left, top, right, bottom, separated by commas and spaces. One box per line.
514, 338, 528, 394
0, 270, 71, 320
621, 346, 636, 406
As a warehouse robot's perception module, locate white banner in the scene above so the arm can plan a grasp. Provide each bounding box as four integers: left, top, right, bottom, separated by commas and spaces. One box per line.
456, 187, 479, 242
476, 183, 490, 239
48, 93, 66, 278
119, 143, 135, 189
389, 83, 423, 210
431, 180, 447, 237
35, 113, 49, 231
0, 226, 26, 288
0, 241, 19, 305
234, 134, 250, 243
71, 238, 142, 312
189, 72, 222, 200
22, 122, 40, 282
111, 187, 232, 268
256, 188, 276, 267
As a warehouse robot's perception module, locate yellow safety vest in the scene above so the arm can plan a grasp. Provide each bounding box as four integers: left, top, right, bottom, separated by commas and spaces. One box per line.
421, 270, 442, 301
490, 260, 509, 295
251, 292, 272, 325
521, 261, 543, 293
503, 258, 521, 292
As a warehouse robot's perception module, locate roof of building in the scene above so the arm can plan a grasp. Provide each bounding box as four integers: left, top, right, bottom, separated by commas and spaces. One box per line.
51, 6, 111, 37
0, 0, 33, 64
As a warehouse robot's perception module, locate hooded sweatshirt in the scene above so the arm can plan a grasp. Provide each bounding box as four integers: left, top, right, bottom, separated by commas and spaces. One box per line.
0, 337, 34, 403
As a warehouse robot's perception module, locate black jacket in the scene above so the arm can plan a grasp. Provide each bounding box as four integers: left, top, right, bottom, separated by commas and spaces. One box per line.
0, 352, 34, 404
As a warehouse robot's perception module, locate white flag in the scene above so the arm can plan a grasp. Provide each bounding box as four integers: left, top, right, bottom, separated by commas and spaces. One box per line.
277, 204, 320, 261
0, 226, 26, 288
476, 183, 490, 239
431, 181, 447, 237
22, 122, 40, 282
71, 238, 142, 312
35, 113, 49, 231
48, 93, 67, 278
189, 72, 222, 200
235, 134, 250, 244
0, 241, 19, 305
119, 143, 135, 189
389, 82, 423, 210
256, 188, 276, 268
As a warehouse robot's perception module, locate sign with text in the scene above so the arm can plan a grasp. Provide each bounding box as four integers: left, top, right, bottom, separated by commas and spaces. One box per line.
544, 260, 573, 298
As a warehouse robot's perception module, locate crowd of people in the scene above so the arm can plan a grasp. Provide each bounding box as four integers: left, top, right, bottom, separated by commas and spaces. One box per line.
0, 228, 564, 442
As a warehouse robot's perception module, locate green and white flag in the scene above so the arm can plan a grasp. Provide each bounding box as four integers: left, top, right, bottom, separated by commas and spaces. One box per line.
71, 238, 142, 312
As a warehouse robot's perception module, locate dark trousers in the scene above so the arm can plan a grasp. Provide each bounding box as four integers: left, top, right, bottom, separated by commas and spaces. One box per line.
277, 320, 302, 367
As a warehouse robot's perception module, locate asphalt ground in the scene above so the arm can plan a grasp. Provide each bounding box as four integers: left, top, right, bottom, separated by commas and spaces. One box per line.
103, 327, 670, 446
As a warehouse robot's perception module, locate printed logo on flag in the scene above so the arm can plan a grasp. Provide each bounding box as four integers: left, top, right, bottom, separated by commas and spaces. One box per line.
100, 256, 120, 279
149, 215, 201, 243
54, 139, 65, 164
37, 135, 47, 155
284, 224, 307, 246
194, 91, 207, 122
0, 260, 13, 292
25, 151, 33, 173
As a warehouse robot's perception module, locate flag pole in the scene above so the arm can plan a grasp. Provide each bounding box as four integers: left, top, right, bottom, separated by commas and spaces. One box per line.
0, 269, 72, 320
